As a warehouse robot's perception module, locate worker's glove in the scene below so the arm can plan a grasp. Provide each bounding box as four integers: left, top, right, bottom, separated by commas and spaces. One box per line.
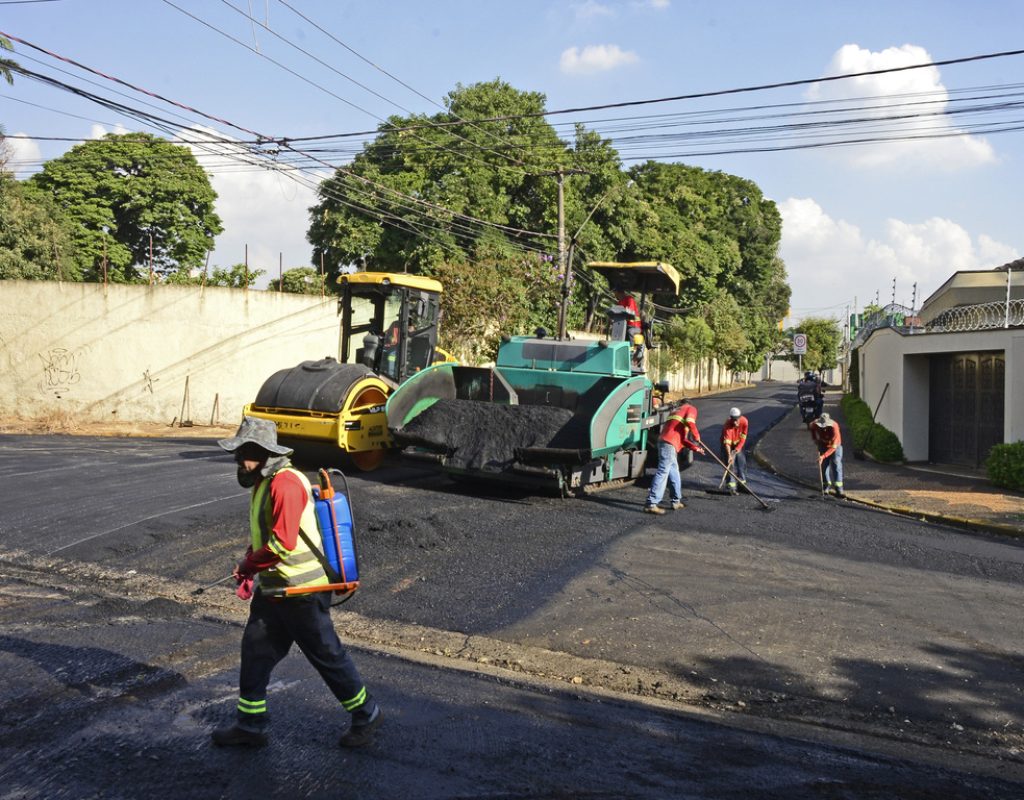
235, 576, 254, 601
695, 447, 705, 456
233, 558, 257, 582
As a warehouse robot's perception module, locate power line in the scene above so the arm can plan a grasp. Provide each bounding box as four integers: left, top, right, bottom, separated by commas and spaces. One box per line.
3, 33, 557, 250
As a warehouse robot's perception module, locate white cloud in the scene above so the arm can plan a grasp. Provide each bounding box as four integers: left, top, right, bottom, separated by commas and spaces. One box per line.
180, 129, 320, 280
89, 123, 130, 139
646, 0, 671, 8
560, 44, 639, 75
573, 1, 614, 19
4, 133, 41, 178
807, 44, 996, 170
779, 197, 1018, 317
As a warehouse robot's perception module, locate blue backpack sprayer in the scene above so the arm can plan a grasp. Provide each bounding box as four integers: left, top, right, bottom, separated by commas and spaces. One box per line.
281, 467, 360, 599
192, 467, 360, 598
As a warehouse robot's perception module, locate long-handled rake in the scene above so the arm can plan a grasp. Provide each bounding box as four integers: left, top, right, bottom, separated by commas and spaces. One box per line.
707, 449, 735, 496
704, 447, 776, 512
817, 451, 826, 500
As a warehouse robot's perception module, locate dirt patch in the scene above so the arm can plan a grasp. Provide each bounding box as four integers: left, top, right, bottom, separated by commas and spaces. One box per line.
0, 415, 236, 439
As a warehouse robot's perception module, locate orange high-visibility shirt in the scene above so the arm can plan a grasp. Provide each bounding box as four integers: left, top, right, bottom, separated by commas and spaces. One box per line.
811, 421, 842, 457
721, 416, 748, 451
660, 403, 701, 452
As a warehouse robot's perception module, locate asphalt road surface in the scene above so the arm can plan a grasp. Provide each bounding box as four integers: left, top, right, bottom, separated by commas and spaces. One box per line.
2, 382, 1023, 798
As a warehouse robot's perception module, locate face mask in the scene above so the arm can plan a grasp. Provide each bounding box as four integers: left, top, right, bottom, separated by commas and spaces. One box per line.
236, 465, 260, 488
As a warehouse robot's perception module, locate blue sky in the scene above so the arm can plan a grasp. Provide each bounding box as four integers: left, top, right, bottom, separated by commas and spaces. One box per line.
3, 0, 1024, 325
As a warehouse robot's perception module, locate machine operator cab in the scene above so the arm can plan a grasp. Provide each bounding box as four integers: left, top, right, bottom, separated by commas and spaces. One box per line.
587, 261, 681, 373
339, 272, 444, 387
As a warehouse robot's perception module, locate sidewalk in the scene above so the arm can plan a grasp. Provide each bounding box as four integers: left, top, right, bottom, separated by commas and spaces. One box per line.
754, 391, 1024, 538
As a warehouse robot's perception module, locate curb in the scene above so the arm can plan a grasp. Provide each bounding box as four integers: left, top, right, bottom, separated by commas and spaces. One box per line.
752, 409, 1024, 541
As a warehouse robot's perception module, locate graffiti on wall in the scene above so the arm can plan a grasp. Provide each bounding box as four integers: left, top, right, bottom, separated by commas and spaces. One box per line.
39, 348, 83, 399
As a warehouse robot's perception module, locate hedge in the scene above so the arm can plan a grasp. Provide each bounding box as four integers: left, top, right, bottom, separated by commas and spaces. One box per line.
839, 393, 905, 463
986, 442, 1024, 491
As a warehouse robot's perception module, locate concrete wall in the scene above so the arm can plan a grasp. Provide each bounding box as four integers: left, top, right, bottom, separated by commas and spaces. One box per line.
858, 327, 1024, 460
0, 281, 341, 425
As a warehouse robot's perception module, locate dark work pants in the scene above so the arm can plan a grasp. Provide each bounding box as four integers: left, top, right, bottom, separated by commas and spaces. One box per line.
237, 589, 366, 728
721, 444, 747, 488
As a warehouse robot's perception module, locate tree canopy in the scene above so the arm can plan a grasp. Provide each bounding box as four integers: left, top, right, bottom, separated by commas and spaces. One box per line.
28, 132, 222, 282
0, 35, 16, 86
794, 317, 842, 371
0, 172, 80, 280
307, 79, 790, 367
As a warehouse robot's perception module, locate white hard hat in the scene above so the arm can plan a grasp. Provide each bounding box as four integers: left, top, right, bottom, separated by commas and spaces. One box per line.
729, 407, 741, 418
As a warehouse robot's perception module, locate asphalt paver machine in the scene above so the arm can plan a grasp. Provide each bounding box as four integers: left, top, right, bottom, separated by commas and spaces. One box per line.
384, 262, 682, 494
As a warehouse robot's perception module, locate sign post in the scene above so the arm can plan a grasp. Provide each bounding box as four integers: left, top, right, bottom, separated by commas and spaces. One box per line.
793, 332, 807, 373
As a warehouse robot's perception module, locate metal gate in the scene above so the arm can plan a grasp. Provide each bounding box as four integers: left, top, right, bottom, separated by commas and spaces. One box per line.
928, 351, 1004, 466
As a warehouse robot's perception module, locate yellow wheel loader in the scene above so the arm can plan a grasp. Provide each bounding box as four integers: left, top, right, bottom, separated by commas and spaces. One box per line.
243, 272, 452, 471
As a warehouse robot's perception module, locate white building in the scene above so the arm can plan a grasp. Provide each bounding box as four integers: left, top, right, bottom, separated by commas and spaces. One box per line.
856, 259, 1024, 466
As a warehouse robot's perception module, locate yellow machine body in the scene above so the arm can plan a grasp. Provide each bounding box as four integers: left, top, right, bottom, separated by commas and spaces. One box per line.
244, 271, 450, 470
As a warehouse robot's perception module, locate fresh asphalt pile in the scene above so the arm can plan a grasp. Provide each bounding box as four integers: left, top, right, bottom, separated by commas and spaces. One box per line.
397, 399, 574, 470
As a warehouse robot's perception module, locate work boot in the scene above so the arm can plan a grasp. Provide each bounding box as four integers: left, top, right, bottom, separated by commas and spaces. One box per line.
211, 724, 268, 748
670, 500, 685, 510
727, 486, 738, 496
339, 703, 383, 748
643, 504, 666, 515
834, 489, 847, 499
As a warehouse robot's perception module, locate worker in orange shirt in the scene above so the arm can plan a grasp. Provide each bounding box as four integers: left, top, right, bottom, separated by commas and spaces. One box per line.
645, 398, 704, 514
720, 407, 748, 495
614, 288, 646, 369
811, 412, 845, 498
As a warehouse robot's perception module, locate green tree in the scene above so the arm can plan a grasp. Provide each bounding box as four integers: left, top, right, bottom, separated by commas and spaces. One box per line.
29, 132, 222, 282
1, 35, 16, 86
305, 79, 790, 369
307, 80, 628, 335
795, 317, 842, 371
269, 266, 325, 295
308, 80, 571, 279
658, 315, 713, 378
0, 172, 81, 280
429, 254, 563, 363
165, 263, 265, 289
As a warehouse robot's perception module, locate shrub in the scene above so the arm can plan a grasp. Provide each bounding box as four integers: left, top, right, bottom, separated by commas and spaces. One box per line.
840, 393, 904, 462
863, 424, 904, 463
986, 442, 1024, 491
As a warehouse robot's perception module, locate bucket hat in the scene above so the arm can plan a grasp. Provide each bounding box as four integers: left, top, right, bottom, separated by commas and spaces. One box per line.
815, 413, 832, 428
217, 416, 293, 456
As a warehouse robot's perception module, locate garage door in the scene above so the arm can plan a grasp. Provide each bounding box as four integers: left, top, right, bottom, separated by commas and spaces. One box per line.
928, 352, 1004, 467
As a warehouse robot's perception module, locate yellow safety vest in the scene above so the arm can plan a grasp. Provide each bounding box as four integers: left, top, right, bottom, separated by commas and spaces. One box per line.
249, 465, 331, 597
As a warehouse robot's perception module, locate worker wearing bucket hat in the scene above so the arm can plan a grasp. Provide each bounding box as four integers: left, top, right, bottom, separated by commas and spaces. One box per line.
811, 412, 845, 498
209, 416, 383, 748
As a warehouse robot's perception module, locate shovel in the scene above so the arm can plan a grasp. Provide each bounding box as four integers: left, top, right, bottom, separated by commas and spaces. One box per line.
704, 447, 776, 512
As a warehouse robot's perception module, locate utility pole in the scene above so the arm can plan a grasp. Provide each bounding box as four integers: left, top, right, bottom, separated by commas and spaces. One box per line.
557, 170, 567, 338
553, 167, 586, 340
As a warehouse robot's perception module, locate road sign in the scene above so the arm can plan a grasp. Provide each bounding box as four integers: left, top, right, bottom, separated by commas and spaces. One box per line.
793, 333, 807, 354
